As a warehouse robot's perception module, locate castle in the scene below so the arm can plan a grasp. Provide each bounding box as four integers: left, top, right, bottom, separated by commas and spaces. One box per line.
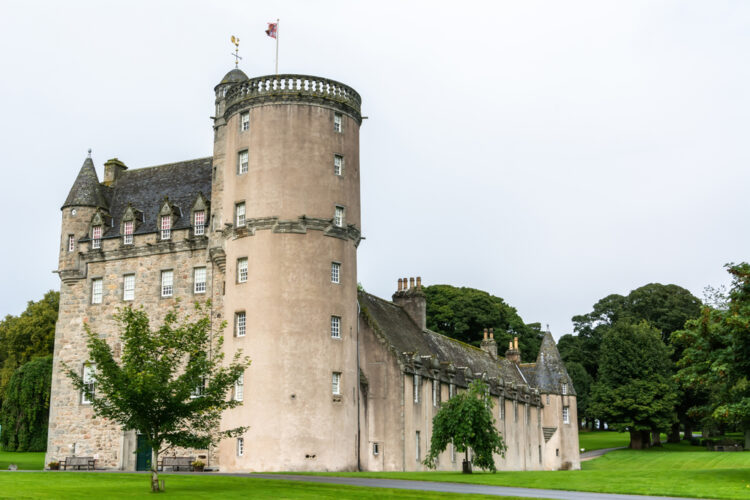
46, 67, 580, 472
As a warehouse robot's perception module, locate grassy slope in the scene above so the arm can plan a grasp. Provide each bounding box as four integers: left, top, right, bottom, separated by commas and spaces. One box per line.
0, 451, 45, 470
0, 473, 541, 500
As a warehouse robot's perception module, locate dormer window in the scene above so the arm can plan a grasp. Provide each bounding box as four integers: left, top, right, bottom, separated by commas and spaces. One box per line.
91, 226, 102, 249
194, 210, 205, 236
561, 383, 568, 395
123, 221, 134, 245
160, 215, 171, 240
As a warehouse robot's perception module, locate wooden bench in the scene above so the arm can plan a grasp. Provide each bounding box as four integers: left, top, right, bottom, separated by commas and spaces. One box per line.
61, 456, 95, 470
158, 456, 195, 471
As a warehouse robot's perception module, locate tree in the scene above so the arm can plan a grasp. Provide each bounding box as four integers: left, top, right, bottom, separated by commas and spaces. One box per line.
423, 379, 506, 473
588, 321, 678, 449
0, 356, 52, 451
674, 263, 750, 447
424, 285, 543, 361
65, 302, 250, 492
564, 361, 592, 428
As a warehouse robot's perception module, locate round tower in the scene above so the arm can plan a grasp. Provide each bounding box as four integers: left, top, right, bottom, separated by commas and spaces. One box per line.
210, 71, 362, 472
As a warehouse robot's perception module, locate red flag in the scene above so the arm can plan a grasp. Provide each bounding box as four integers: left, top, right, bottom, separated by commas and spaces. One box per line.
265, 22, 277, 39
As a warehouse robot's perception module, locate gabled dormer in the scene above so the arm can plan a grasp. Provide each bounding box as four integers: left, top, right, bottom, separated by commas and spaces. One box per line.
89, 209, 111, 249
191, 193, 210, 236
121, 204, 143, 245
158, 197, 181, 241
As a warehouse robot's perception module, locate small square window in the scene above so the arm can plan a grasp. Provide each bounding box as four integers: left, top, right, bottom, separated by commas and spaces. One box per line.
236, 203, 246, 227
194, 267, 206, 294
91, 278, 103, 304
234, 373, 244, 402
123, 274, 135, 301
334, 113, 342, 133
237, 258, 248, 283
91, 226, 102, 249
334, 155, 343, 176
236, 311, 246, 337
240, 112, 249, 132
123, 221, 134, 245
160, 216, 171, 240
334, 206, 344, 227
238, 150, 249, 174
194, 210, 205, 236
237, 437, 244, 457
332, 372, 341, 395
68, 234, 75, 252
331, 316, 341, 339
331, 262, 340, 284
161, 270, 173, 297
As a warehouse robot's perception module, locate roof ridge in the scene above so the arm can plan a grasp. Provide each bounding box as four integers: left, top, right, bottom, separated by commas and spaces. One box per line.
123, 156, 213, 173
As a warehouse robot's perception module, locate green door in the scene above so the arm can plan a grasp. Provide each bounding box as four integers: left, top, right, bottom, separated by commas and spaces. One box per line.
136, 434, 152, 471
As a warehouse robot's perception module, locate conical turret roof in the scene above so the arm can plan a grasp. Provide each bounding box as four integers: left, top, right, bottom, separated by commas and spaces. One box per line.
533, 331, 575, 395
62, 156, 109, 209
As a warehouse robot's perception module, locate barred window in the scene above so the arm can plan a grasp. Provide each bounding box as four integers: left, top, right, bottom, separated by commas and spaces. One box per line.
193, 267, 207, 294
91, 278, 103, 304
237, 437, 244, 457
81, 363, 96, 404
240, 112, 249, 132
415, 431, 421, 461
68, 234, 75, 252
334, 206, 344, 227
238, 150, 249, 174
123, 221, 134, 245
194, 210, 205, 236
237, 258, 248, 283
332, 372, 341, 395
331, 262, 340, 284
161, 270, 173, 297
334, 112, 342, 133
160, 216, 171, 240
334, 154, 343, 176
91, 226, 102, 249
123, 274, 135, 301
235, 203, 246, 227
235, 311, 246, 337
331, 316, 341, 339
562, 383, 568, 395
234, 373, 244, 402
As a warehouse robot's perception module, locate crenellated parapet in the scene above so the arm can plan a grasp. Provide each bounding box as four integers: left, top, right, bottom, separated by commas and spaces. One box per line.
224, 74, 362, 122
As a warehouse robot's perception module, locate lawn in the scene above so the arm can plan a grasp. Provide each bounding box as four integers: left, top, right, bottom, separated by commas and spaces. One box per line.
0, 472, 541, 500
578, 430, 670, 451
289, 443, 750, 499
0, 450, 45, 470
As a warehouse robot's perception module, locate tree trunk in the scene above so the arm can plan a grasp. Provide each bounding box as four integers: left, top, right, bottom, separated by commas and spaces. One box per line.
651, 430, 662, 447
684, 422, 693, 441
462, 449, 472, 474
667, 422, 681, 443
629, 430, 652, 449
151, 448, 161, 492
745, 429, 750, 450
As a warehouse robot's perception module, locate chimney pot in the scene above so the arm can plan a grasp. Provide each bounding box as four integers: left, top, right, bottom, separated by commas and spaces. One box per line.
416, 276, 422, 289
514, 337, 519, 350
489, 328, 494, 340
483, 328, 488, 341
409, 277, 415, 289
397, 278, 402, 291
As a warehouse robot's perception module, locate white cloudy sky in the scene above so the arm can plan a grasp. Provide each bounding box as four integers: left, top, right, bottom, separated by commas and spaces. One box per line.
1, 1, 748, 338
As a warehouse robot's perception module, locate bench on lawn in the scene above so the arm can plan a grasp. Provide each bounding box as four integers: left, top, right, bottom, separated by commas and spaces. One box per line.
61, 456, 95, 470
158, 456, 196, 471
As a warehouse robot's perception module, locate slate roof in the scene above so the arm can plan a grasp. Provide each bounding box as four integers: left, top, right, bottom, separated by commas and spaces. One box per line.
358, 291, 527, 388
85, 157, 212, 238
62, 157, 109, 209
218, 68, 249, 86
520, 332, 575, 395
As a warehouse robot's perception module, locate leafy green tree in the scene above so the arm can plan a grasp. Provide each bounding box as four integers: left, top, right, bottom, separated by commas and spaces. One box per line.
588, 321, 678, 449
424, 285, 543, 361
564, 361, 592, 428
423, 379, 506, 473
674, 263, 750, 447
0, 291, 58, 406
65, 302, 250, 492
0, 356, 52, 451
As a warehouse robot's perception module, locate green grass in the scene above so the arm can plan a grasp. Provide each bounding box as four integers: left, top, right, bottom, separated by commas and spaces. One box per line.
0, 472, 542, 499
578, 430, 671, 451
0, 450, 45, 470
287, 443, 750, 499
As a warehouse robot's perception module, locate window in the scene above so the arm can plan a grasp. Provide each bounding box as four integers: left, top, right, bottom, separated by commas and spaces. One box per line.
160, 215, 171, 240
240, 112, 249, 131
334, 154, 343, 176
546, 394, 550, 404
415, 431, 421, 461
563, 406, 570, 424
237, 437, 244, 457
514, 400, 518, 422
372, 443, 379, 456
449, 383, 455, 399
561, 383, 568, 395
68, 234, 75, 252
413, 374, 420, 403
123, 274, 135, 301
238, 150, 249, 174
194, 267, 206, 294
334, 112, 342, 132
235, 311, 246, 337
234, 373, 244, 402
331, 262, 340, 284
237, 258, 248, 283
235, 202, 246, 227
539, 445, 542, 463
161, 270, 173, 297
91, 226, 102, 249
191, 376, 206, 398
194, 210, 205, 236
526, 403, 531, 425
123, 221, 134, 245
332, 372, 341, 395
81, 364, 96, 404
538, 406, 542, 426
499, 397, 505, 420
334, 206, 344, 227
432, 379, 438, 407
331, 316, 341, 339
91, 278, 103, 304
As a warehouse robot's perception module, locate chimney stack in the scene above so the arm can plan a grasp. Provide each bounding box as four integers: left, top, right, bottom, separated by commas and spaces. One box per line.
506, 336, 521, 364
103, 158, 128, 186
481, 327, 498, 358
392, 276, 426, 330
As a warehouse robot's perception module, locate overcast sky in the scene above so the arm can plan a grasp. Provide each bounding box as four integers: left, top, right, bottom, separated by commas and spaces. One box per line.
1, 1, 748, 339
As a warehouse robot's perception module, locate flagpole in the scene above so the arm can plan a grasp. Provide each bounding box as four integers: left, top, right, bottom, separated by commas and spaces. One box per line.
275, 18, 279, 75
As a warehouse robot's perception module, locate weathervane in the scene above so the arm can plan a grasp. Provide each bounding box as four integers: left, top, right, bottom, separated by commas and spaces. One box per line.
230, 35, 242, 68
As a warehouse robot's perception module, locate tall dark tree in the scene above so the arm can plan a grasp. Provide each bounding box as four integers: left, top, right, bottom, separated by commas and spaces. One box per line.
424, 285, 543, 361
588, 321, 678, 449
0, 356, 52, 451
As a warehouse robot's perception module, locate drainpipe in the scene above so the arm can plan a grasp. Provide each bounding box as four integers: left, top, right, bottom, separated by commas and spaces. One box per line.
356, 299, 361, 471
